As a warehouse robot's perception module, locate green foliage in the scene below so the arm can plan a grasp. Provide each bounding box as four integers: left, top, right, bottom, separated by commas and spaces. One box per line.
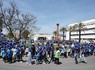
53, 31, 56, 35
60, 27, 66, 32
21, 29, 30, 39
60, 27, 66, 40
73, 22, 86, 42
7, 32, 14, 38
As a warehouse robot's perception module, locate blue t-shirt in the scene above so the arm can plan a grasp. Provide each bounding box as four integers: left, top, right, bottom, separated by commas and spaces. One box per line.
75, 42, 80, 49
7, 49, 13, 58
1, 48, 7, 58
46, 44, 51, 51
0, 33, 4, 38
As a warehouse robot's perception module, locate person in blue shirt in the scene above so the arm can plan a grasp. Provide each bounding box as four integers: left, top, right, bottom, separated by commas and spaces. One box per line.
21, 42, 25, 47
75, 42, 80, 49
21, 42, 26, 56
16, 47, 21, 62
19, 46, 24, 62
74, 42, 80, 64
30, 43, 36, 59
0, 33, 4, 39
50, 44, 54, 62
36, 43, 42, 54
17, 42, 21, 47
36, 49, 42, 65
46, 42, 51, 58
74, 42, 80, 55
7, 47, 13, 63
1, 48, 7, 63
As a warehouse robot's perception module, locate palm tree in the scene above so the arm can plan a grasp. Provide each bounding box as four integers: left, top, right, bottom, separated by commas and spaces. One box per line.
73, 22, 86, 43
53, 31, 56, 40
60, 27, 66, 40
68, 26, 75, 41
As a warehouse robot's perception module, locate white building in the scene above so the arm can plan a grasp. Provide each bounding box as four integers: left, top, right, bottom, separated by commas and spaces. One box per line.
30, 33, 53, 41
66, 19, 95, 42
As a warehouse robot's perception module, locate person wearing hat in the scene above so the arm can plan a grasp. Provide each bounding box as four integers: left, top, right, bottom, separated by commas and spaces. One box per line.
29, 43, 36, 59
1, 48, 7, 63
7, 47, 13, 63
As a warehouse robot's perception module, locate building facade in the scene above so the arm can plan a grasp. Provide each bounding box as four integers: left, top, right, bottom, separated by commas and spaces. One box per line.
66, 19, 95, 42
30, 33, 53, 41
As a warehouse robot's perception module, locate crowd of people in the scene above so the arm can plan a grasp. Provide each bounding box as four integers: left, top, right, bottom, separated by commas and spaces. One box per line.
0, 32, 95, 65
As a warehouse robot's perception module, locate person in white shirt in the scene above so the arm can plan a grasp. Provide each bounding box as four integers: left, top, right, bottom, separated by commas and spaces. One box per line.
12, 47, 17, 63
27, 51, 32, 65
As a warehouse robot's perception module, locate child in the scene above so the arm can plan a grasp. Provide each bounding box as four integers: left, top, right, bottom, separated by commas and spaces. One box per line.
25, 47, 29, 57
36, 51, 42, 65
7, 48, 13, 63
94, 46, 95, 56
74, 51, 78, 64
54, 48, 60, 64
1, 48, 7, 63
12, 47, 17, 63
27, 51, 32, 65
79, 47, 87, 63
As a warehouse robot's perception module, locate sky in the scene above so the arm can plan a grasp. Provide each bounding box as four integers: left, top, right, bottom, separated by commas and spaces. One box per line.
4, 0, 95, 34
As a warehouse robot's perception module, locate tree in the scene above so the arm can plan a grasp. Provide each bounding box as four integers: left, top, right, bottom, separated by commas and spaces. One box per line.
0, 0, 3, 32
60, 27, 66, 40
53, 31, 56, 40
21, 29, 30, 39
73, 22, 86, 42
1, 1, 38, 39
1, 1, 18, 38
16, 13, 37, 40
7, 32, 14, 38
68, 26, 75, 41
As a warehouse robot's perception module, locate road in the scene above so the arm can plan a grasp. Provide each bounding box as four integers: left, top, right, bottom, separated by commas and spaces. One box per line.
0, 56, 95, 70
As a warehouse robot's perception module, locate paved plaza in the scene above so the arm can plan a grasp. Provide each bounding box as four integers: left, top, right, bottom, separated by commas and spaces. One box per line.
0, 56, 95, 70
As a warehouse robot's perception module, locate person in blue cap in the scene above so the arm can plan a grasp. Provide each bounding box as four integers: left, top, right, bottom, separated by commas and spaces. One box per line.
46, 42, 51, 58
50, 44, 54, 62
7, 47, 13, 63
16, 46, 21, 62
93, 43, 95, 56
36, 49, 42, 65
29, 43, 36, 59
0, 33, 4, 39
74, 41, 80, 64
1, 47, 7, 63
42, 47, 49, 64
19, 46, 24, 63
36, 43, 42, 54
